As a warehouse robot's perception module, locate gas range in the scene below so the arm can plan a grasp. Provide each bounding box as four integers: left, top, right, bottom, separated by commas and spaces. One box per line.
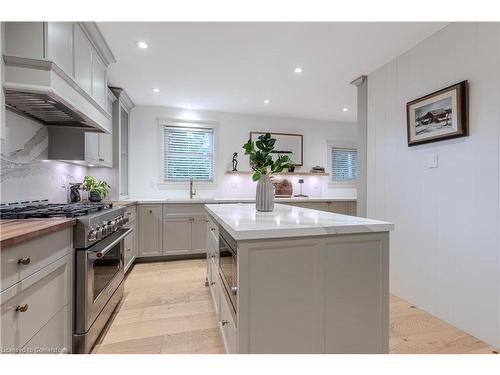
0, 200, 129, 249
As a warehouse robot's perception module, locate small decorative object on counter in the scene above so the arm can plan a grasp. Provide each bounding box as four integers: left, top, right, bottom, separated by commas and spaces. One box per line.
232, 152, 238, 171
294, 179, 308, 197
310, 166, 326, 173
287, 163, 296, 172
69, 183, 82, 202
82, 175, 110, 202
272, 177, 293, 198
243, 133, 290, 212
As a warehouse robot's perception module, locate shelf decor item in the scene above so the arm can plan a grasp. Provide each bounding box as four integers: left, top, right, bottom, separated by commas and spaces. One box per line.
232, 152, 238, 171
82, 175, 110, 202
406, 80, 468, 146
243, 133, 290, 212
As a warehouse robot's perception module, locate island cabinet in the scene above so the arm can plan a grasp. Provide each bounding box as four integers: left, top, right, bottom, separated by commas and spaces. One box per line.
204, 203, 393, 354
206, 214, 220, 316
0, 228, 73, 354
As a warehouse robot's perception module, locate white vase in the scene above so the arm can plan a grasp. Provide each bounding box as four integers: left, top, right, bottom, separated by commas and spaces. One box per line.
256, 174, 274, 212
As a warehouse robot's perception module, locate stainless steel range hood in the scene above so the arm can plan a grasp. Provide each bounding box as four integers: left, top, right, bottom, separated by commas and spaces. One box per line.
3, 54, 112, 133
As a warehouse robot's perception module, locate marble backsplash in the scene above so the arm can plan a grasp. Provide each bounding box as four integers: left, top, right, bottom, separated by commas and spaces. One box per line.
0, 110, 87, 203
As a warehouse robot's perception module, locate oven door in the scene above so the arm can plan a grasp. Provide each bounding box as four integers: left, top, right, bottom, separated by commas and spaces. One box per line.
75, 228, 131, 334
219, 231, 237, 313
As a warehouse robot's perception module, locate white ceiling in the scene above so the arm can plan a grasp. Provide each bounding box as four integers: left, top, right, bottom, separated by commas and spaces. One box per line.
98, 22, 447, 122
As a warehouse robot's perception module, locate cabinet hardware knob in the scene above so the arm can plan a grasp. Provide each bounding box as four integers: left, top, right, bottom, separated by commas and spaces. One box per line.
231, 286, 239, 295
18, 257, 31, 265
211, 281, 216, 285
221, 320, 229, 326
210, 228, 215, 232
99, 158, 104, 162
16, 304, 29, 312
149, 210, 152, 214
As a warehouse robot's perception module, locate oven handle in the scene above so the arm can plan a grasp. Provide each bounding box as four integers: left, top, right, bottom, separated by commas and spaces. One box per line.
88, 228, 133, 260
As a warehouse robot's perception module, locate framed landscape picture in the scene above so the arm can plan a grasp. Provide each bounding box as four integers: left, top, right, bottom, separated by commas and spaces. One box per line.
250, 132, 303, 166
406, 80, 468, 146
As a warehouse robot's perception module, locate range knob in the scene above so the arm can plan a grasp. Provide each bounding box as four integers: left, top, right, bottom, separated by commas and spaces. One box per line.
88, 228, 97, 241
95, 226, 103, 240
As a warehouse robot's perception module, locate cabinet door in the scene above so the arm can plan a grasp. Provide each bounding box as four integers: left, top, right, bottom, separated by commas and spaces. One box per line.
98, 133, 113, 167
85, 133, 99, 163
192, 217, 208, 253
138, 205, 162, 257
124, 230, 135, 272
74, 24, 92, 95
91, 52, 107, 108
46, 22, 74, 76
162, 218, 191, 255
4, 22, 44, 59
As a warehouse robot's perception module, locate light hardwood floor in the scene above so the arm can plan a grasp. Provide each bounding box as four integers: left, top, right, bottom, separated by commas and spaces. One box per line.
92, 259, 499, 354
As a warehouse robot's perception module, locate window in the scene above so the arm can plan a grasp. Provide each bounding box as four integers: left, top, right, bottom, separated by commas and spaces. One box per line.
163, 126, 214, 182
331, 148, 358, 183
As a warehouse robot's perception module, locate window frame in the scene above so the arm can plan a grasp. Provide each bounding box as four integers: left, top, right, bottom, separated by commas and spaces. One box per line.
157, 119, 218, 187
327, 140, 358, 188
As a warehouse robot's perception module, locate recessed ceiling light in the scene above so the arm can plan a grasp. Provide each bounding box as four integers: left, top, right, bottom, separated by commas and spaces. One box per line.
264, 99, 271, 104
152, 88, 160, 93
136, 41, 149, 49
294, 67, 303, 74
342, 107, 349, 112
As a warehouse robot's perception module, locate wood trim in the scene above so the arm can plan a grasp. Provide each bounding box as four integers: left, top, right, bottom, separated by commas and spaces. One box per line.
0, 219, 76, 249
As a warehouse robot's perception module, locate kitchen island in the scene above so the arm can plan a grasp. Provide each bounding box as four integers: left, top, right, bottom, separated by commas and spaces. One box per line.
204, 203, 393, 354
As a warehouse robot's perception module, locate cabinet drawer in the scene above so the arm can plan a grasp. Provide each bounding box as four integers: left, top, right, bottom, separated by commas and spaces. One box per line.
163, 204, 206, 216
1, 228, 71, 292
22, 305, 70, 354
1, 255, 70, 350
220, 290, 237, 354
124, 230, 135, 272
210, 272, 221, 318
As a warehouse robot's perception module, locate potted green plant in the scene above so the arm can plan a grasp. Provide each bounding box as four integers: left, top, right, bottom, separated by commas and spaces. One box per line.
82, 175, 110, 202
243, 133, 290, 212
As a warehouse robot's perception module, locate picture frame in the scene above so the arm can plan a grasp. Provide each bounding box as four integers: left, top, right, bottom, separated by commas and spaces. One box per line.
249, 132, 303, 166
406, 80, 468, 146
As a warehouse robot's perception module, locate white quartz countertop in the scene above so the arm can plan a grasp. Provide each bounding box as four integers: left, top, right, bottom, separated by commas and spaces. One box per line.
122, 197, 356, 204
205, 203, 394, 241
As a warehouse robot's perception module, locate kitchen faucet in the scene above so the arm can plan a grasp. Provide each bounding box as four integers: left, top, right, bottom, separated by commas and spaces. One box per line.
189, 178, 196, 199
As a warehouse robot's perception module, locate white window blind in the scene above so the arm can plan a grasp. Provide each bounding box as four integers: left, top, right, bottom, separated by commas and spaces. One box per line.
163, 126, 214, 182
331, 148, 358, 182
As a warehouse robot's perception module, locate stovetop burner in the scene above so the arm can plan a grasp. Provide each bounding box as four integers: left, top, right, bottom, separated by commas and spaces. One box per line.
0, 200, 113, 219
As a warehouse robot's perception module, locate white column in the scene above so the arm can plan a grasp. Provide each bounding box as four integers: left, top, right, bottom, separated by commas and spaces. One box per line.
351, 75, 367, 217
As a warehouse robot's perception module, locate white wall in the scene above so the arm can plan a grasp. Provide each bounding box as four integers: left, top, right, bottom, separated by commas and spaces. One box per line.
0, 111, 88, 203
367, 23, 500, 347
128, 105, 357, 199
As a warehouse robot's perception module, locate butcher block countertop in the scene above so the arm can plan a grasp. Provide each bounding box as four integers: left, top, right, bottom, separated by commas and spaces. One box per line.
0, 218, 76, 249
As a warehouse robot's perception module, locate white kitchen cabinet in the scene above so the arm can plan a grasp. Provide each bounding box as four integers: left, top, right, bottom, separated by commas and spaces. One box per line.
73, 24, 93, 95
85, 133, 100, 164
124, 205, 137, 272
161, 204, 208, 256
46, 22, 74, 76
91, 52, 107, 109
220, 289, 237, 354
4, 22, 44, 59
162, 218, 191, 255
0, 229, 73, 354
138, 205, 163, 257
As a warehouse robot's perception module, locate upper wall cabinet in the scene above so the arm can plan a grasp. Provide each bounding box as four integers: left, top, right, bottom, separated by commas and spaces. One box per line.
46, 22, 74, 76
74, 24, 93, 96
2, 22, 115, 133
